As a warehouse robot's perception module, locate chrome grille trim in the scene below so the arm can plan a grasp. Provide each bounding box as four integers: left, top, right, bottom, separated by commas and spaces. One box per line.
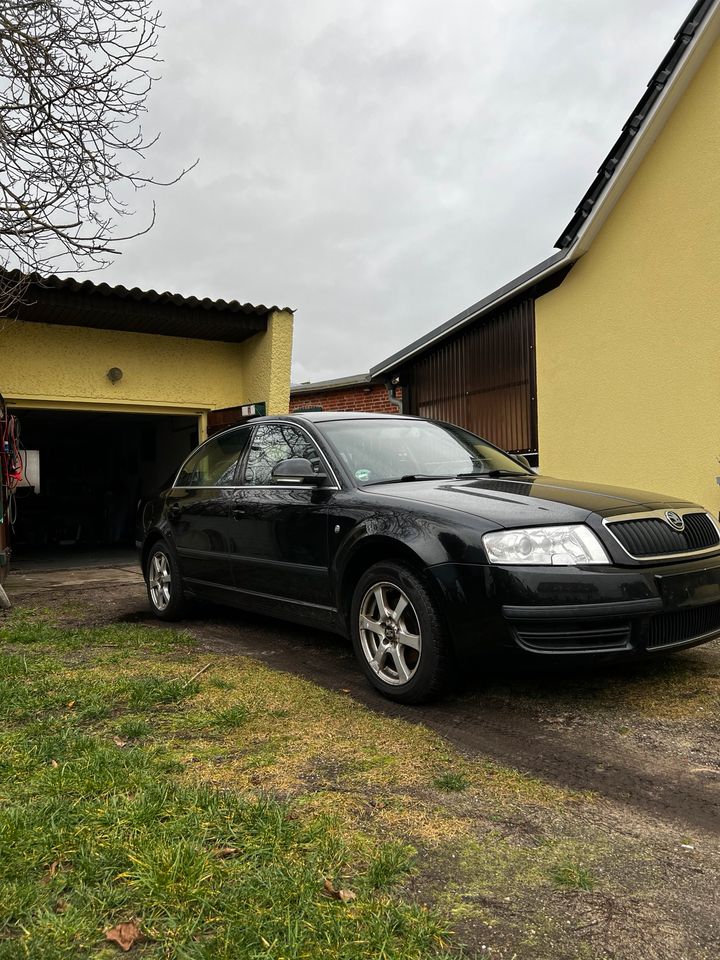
603, 509, 720, 561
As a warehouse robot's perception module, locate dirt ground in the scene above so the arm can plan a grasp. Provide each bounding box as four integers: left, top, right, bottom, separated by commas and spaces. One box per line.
5, 564, 720, 959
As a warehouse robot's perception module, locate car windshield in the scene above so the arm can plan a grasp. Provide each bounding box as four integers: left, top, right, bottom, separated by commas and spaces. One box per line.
316, 419, 531, 485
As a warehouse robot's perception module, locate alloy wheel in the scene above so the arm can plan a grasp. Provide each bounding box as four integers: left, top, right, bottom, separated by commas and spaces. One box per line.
358, 581, 422, 685
149, 550, 171, 611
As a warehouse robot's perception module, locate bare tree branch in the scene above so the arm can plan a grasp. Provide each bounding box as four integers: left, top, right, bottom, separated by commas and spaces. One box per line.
0, 0, 196, 316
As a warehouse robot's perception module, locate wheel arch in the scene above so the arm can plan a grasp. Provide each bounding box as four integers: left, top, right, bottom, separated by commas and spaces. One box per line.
141, 528, 169, 574
337, 536, 438, 628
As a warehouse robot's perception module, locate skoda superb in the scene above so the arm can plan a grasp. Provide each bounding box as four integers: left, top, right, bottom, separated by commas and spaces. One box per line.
140, 413, 720, 702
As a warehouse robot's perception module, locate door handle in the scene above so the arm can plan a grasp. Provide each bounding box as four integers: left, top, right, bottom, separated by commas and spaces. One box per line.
168, 503, 182, 520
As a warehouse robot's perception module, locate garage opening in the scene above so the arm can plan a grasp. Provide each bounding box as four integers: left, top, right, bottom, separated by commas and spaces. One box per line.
8, 409, 198, 568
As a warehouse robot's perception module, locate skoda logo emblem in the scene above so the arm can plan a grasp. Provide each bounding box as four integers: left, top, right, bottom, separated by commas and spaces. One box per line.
664, 510, 685, 532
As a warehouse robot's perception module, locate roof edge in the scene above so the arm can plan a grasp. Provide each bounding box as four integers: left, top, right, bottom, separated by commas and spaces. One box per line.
556, 0, 720, 252
369, 250, 568, 378
291, 372, 372, 394
0, 267, 291, 317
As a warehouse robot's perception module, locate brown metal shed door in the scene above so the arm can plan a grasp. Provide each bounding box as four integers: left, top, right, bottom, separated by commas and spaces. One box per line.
409, 298, 536, 454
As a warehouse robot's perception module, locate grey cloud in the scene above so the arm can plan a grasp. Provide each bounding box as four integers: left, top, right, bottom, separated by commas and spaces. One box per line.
100, 0, 691, 382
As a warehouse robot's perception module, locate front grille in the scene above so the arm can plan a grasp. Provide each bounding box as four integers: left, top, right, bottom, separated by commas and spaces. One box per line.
647, 603, 720, 649
607, 512, 719, 558
513, 622, 631, 653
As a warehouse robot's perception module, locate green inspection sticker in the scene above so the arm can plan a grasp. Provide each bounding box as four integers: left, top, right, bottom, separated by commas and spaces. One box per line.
355, 469, 371, 482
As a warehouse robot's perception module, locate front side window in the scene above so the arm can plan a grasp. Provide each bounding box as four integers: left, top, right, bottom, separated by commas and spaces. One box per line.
244, 423, 323, 485
176, 429, 250, 487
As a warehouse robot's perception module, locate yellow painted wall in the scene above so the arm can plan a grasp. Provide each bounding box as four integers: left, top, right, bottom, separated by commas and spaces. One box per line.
239, 309, 294, 414
536, 36, 720, 513
0, 309, 294, 416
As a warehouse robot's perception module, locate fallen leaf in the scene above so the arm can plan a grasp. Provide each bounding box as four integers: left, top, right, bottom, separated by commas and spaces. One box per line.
66, 700, 75, 709
105, 920, 146, 952
260, 936, 271, 948
50, 759, 59, 769
112, 736, 128, 748
323, 878, 357, 903
212, 846, 240, 859
340, 688, 351, 694
55, 898, 69, 914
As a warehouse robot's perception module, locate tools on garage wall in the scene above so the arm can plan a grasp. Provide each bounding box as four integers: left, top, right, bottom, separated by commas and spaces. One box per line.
0, 392, 24, 600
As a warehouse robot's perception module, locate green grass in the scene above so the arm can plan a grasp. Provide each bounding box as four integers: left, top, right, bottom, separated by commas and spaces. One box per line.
114, 716, 152, 740
365, 842, 417, 891
433, 772, 469, 793
0, 611, 182, 652
120, 675, 201, 709
0, 622, 458, 960
552, 862, 597, 891
4, 598, 712, 958
210, 704, 250, 729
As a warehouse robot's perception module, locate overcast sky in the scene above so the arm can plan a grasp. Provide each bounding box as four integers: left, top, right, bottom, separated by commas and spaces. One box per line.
99, 0, 691, 383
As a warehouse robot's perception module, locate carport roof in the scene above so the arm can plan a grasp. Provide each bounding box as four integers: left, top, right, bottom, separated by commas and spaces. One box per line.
1, 269, 291, 343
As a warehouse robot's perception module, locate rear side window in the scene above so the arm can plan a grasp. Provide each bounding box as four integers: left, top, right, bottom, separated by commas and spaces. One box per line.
176, 429, 250, 487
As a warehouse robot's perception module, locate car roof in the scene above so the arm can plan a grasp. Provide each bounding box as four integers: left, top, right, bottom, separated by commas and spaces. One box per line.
206, 411, 423, 444
288, 411, 418, 423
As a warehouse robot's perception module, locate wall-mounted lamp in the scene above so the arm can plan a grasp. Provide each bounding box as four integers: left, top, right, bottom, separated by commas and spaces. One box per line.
107, 367, 123, 385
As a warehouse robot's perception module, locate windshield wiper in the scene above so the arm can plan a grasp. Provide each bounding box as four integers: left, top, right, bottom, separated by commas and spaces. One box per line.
367, 474, 456, 485
455, 469, 529, 479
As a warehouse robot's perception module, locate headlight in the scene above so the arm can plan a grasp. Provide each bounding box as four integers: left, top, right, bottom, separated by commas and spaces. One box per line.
483, 525, 610, 565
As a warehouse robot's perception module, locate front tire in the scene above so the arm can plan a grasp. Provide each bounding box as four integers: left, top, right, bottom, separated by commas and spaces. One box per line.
145, 539, 187, 621
350, 561, 449, 703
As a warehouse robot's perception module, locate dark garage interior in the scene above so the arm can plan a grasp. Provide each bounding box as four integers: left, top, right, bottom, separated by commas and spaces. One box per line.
8, 409, 198, 566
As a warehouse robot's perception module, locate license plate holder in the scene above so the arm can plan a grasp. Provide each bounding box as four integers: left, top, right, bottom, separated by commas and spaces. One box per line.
656, 565, 720, 609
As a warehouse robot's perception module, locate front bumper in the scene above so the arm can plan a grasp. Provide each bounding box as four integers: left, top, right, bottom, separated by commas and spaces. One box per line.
427, 554, 720, 659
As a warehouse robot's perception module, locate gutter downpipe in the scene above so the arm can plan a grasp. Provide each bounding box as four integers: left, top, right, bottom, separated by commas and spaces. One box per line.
385, 380, 403, 414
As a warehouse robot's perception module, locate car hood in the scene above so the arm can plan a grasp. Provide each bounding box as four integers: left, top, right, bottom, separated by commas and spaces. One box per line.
364, 474, 695, 527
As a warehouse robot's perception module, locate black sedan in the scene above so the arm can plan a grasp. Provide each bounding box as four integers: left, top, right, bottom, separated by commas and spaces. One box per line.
139, 413, 720, 702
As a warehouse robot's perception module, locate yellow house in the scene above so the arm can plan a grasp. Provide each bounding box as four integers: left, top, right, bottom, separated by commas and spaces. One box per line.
536, 2, 720, 515
372, 0, 720, 517
0, 272, 293, 565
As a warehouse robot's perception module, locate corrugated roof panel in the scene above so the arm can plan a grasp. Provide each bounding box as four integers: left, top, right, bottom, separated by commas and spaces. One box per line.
1, 269, 292, 343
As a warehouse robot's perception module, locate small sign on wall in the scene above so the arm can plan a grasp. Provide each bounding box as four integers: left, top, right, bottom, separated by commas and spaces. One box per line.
241, 402, 266, 417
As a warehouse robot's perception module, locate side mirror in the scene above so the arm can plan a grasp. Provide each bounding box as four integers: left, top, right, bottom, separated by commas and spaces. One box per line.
272, 457, 327, 486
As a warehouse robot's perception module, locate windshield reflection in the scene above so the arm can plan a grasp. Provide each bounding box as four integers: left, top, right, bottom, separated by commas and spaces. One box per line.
317, 419, 530, 486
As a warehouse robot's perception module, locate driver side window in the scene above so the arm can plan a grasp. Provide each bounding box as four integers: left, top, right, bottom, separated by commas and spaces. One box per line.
244, 423, 322, 486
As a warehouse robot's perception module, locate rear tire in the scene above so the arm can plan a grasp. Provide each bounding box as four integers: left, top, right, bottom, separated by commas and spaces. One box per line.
145, 539, 187, 621
350, 561, 450, 703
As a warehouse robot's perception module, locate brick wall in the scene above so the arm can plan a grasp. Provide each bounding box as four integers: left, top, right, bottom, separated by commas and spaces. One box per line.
290, 382, 402, 414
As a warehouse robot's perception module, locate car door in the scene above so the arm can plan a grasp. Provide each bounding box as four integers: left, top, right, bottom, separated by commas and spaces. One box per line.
228, 421, 336, 612
165, 427, 251, 595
